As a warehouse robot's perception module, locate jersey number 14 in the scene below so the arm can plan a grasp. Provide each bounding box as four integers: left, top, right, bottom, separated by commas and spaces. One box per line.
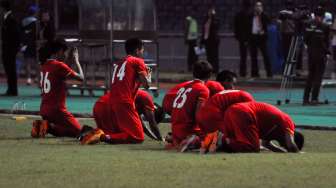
112, 62, 126, 84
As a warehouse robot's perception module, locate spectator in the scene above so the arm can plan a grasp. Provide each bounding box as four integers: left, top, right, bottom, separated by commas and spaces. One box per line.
303, 7, 330, 105
331, 16, 336, 79
234, 0, 252, 78
39, 10, 55, 43
201, 7, 220, 73
248, 1, 272, 78
1, 0, 20, 96
185, 13, 198, 72
21, 5, 38, 85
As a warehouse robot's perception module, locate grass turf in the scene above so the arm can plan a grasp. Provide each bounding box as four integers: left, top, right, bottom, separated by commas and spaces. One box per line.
1, 115, 336, 188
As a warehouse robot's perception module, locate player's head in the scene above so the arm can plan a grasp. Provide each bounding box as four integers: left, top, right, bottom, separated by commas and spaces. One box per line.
216, 70, 237, 89
193, 60, 213, 81
154, 103, 165, 124
294, 130, 304, 151
49, 38, 68, 61
0, 0, 11, 11
125, 38, 144, 57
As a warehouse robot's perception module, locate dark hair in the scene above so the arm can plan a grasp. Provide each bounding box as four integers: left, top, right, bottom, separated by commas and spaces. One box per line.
154, 103, 165, 123
294, 130, 304, 151
193, 60, 213, 80
125, 38, 144, 55
216, 70, 237, 82
50, 38, 68, 55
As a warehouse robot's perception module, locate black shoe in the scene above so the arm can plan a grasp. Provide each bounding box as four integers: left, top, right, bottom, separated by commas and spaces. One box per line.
302, 101, 310, 106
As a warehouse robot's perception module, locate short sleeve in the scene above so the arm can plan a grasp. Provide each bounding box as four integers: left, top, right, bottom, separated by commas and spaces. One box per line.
198, 85, 210, 102
58, 62, 76, 79
132, 58, 148, 77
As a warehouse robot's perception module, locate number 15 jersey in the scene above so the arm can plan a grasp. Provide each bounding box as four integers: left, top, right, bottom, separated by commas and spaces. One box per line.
110, 55, 148, 104
171, 80, 210, 126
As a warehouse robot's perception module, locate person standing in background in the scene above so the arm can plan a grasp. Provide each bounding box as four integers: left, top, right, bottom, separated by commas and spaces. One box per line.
201, 7, 220, 74
39, 10, 55, 43
234, 0, 252, 78
248, 1, 272, 78
185, 13, 198, 72
1, 0, 20, 96
303, 7, 330, 105
21, 5, 38, 85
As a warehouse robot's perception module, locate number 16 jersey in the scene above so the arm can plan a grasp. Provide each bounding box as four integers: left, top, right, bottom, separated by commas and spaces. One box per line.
110, 55, 148, 104
40, 60, 76, 114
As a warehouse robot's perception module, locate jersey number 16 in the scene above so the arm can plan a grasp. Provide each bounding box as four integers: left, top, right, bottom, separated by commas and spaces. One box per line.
40, 72, 51, 94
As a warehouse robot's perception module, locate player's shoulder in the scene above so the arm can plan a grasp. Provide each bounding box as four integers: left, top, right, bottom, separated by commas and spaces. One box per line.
126, 55, 145, 64
205, 80, 221, 87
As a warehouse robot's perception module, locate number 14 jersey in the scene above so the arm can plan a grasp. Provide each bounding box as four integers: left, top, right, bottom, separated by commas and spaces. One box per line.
110, 55, 148, 104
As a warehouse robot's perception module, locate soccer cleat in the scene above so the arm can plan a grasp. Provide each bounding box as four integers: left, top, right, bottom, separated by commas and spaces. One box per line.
39, 120, 49, 138
200, 131, 219, 154
31, 120, 49, 138
80, 128, 105, 145
78, 125, 94, 141
31, 120, 40, 138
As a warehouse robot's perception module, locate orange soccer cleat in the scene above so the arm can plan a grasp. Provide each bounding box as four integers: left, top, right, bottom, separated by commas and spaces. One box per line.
31, 120, 49, 138
200, 131, 219, 154
80, 128, 105, 145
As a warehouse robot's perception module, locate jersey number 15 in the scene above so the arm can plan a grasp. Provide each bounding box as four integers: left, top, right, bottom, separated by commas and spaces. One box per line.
173, 87, 192, 109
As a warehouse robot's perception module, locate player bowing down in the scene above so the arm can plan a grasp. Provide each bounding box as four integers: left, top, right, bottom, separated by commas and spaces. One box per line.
31, 39, 84, 138
81, 89, 164, 144
81, 38, 151, 144
218, 102, 304, 153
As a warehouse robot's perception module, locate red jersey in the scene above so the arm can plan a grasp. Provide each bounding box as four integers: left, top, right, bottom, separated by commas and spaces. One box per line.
162, 81, 192, 115
197, 90, 254, 134
40, 60, 76, 114
205, 80, 225, 97
135, 89, 155, 114
109, 55, 147, 103
171, 80, 209, 126
249, 102, 295, 138
208, 90, 254, 111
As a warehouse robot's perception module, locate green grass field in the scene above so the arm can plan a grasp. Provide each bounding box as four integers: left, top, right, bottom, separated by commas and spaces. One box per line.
1, 115, 336, 188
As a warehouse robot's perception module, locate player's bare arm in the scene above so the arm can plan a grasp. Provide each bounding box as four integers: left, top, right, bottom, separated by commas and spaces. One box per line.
282, 133, 300, 153
138, 72, 150, 90
143, 109, 163, 141
67, 47, 84, 81
261, 140, 287, 153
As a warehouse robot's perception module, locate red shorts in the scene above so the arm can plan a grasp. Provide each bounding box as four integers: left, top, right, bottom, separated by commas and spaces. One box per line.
197, 104, 224, 135
221, 105, 260, 152
41, 109, 81, 137
93, 100, 144, 143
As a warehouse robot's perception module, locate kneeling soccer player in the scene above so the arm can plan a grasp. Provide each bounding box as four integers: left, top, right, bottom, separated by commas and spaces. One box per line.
82, 89, 164, 144
81, 38, 150, 144
219, 101, 304, 153
31, 39, 84, 138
